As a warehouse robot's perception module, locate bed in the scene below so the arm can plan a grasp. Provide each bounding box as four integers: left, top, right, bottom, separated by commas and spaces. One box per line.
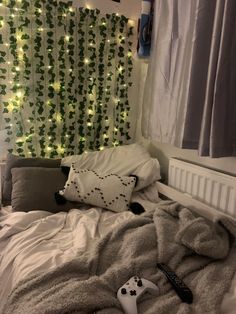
0, 143, 236, 314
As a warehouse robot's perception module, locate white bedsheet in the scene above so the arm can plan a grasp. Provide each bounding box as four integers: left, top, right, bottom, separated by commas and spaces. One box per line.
0, 200, 236, 313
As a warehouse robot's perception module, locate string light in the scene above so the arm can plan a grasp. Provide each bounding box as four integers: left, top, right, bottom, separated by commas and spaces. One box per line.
128, 19, 135, 26
2, 7, 133, 156
127, 51, 132, 58
88, 109, 94, 115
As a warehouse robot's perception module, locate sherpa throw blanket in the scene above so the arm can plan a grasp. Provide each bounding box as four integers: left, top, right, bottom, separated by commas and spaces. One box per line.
2, 201, 236, 314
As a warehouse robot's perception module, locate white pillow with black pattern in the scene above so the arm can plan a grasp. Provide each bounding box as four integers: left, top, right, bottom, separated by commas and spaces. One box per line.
60, 165, 137, 212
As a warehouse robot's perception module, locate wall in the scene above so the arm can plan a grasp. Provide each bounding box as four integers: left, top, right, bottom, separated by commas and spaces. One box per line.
0, 0, 142, 160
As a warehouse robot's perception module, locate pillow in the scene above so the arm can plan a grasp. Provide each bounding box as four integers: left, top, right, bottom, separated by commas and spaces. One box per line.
2, 154, 61, 205
11, 167, 78, 213
60, 166, 137, 212
61, 144, 161, 191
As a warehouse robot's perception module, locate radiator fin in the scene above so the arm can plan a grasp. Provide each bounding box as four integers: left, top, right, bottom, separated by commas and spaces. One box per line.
168, 159, 236, 216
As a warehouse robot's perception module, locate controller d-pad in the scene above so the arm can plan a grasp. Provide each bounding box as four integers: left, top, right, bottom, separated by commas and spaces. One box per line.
130, 290, 137, 296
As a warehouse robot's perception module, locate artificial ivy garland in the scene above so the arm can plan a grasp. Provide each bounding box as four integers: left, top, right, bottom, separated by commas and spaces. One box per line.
0, 0, 134, 157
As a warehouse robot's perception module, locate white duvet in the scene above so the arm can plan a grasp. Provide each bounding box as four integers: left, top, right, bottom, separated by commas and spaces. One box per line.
0, 202, 236, 313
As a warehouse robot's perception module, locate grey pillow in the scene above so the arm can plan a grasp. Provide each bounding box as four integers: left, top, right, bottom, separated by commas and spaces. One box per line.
11, 167, 76, 213
2, 154, 61, 205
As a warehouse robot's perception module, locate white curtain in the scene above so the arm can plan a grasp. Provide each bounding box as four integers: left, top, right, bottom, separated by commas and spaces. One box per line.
142, 0, 236, 157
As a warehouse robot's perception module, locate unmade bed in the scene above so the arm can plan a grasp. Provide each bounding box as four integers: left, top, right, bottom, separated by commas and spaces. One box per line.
0, 144, 236, 314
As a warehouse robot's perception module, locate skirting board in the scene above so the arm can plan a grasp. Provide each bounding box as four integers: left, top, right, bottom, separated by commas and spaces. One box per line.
156, 181, 236, 222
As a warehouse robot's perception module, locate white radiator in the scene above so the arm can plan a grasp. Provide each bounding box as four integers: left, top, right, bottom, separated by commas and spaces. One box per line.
168, 158, 236, 217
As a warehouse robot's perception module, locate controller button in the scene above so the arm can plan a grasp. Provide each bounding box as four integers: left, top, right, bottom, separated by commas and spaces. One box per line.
137, 279, 143, 287
121, 288, 127, 295
130, 290, 137, 296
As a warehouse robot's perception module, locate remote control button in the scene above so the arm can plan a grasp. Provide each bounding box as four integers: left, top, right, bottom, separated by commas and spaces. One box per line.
137, 279, 143, 287
130, 290, 137, 296
121, 288, 127, 295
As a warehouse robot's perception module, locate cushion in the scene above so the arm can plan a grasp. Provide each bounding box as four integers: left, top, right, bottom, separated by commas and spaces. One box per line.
2, 154, 61, 205
60, 166, 137, 212
11, 167, 78, 213
61, 144, 161, 191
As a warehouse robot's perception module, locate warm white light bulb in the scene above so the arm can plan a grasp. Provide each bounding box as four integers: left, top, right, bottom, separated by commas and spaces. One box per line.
84, 58, 89, 64
87, 122, 92, 127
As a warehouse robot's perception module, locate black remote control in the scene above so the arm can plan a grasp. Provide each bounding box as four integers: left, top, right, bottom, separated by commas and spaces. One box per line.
157, 263, 193, 304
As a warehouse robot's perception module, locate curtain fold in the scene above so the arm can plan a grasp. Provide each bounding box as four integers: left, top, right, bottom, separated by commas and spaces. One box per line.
142, 0, 236, 157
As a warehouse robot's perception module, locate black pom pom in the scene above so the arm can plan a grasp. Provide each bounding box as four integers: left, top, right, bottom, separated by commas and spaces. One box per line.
129, 202, 145, 215
55, 191, 67, 205
61, 166, 70, 177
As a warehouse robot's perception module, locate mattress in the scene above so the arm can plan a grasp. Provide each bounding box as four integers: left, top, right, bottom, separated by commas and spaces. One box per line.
0, 193, 236, 313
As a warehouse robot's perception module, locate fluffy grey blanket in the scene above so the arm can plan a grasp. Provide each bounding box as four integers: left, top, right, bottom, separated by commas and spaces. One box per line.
2, 201, 236, 314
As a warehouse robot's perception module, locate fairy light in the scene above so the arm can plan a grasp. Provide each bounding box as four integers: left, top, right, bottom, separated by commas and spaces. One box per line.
99, 146, 104, 151
15, 66, 20, 71
118, 66, 123, 72
87, 122, 92, 127
114, 127, 118, 132
103, 133, 108, 139
69, 7, 74, 12
107, 39, 110, 43
113, 140, 119, 146
7, 61, 11, 65
88, 109, 94, 115
128, 19, 135, 26
47, 65, 52, 69
127, 51, 132, 58
47, 147, 52, 151
16, 91, 23, 98
38, 27, 44, 32
84, 58, 89, 64
11, 14, 15, 18
65, 35, 70, 41
56, 114, 62, 122
4, 43, 9, 47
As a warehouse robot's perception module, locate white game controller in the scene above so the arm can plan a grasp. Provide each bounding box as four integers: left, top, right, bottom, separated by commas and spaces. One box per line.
117, 276, 159, 314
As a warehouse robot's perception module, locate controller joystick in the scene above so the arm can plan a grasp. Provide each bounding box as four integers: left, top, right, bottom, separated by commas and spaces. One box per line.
117, 276, 159, 314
